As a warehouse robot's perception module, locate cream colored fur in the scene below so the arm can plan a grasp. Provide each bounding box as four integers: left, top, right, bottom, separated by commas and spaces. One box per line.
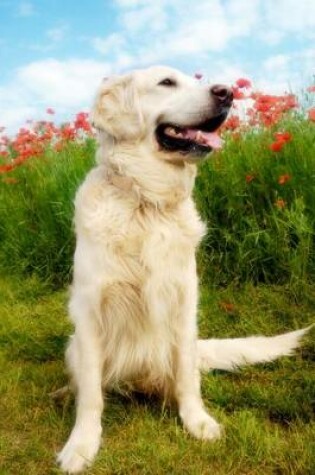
57, 66, 310, 473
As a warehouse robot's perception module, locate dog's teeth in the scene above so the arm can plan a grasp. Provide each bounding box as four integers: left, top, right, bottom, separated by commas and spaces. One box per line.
196, 131, 203, 142
165, 127, 177, 136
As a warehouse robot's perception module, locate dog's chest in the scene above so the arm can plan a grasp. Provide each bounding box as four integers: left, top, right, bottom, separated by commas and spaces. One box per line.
114, 200, 206, 262
76, 178, 206, 271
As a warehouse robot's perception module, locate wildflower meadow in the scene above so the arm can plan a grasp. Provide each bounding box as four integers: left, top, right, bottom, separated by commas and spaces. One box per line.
1, 79, 315, 289
0, 79, 315, 474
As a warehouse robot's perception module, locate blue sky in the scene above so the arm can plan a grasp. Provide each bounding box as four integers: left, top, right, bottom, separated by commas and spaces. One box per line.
0, 0, 314, 132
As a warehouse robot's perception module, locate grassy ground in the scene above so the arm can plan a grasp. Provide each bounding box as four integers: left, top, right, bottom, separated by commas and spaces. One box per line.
1, 275, 314, 475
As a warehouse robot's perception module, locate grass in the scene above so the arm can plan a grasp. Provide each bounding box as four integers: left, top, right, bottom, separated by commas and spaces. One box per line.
0, 275, 314, 474
195, 117, 315, 286
0, 139, 95, 287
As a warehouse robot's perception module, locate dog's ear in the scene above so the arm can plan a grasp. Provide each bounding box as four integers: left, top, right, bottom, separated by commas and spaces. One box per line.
90, 74, 145, 140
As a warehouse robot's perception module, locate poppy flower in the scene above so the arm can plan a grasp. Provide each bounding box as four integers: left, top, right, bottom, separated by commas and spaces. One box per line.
278, 174, 291, 185
275, 199, 286, 209
0, 163, 15, 173
219, 301, 235, 313
46, 108, 55, 115
246, 174, 255, 183
307, 86, 315, 93
236, 78, 251, 89
270, 141, 285, 152
222, 115, 241, 131
308, 108, 315, 122
269, 130, 292, 152
231, 86, 245, 100
274, 132, 292, 143
74, 112, 91, 132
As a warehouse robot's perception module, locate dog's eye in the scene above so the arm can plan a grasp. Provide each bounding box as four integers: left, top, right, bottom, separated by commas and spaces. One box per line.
158, 78, 177, 87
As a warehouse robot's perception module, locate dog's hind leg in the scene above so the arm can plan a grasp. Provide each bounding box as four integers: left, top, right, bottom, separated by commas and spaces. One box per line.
197, 326, 313, 372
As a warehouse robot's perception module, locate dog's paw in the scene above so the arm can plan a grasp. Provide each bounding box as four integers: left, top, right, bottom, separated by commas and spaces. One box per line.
57, 425, 102, 473
182, 410, 222, 441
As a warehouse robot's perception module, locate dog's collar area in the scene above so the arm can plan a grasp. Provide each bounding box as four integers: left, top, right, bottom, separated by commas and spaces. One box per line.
106, 169, 184, 210
107, 170, 134, 193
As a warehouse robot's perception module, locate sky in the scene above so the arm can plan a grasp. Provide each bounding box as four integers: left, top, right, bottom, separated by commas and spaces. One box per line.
0, 0, 314, 133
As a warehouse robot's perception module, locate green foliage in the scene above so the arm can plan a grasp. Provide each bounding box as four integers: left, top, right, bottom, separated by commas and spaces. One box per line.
0, 117, 315, 289
0, 139, 95, 286
195, 118, 315, 286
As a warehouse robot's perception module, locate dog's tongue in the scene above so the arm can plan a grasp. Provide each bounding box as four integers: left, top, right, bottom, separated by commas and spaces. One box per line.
184, 128, 222, 150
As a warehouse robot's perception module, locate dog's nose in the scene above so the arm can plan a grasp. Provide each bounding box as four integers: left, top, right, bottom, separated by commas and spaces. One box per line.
210, 84, 233, 106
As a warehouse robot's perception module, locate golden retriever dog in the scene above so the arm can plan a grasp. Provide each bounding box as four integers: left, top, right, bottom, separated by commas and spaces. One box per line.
57, 66, 310, 473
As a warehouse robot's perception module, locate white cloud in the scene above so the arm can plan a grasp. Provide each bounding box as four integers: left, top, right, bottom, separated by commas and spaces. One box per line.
259, 30, 285, 46
28, 23, 69, 52
91, 33, 126, 55
263, 54, 290, 72
92, 0, 315, 66
92, 0, 233, 67
0, 104, 37, 131
225, 0, 260, 37
46, 24, 68, 43
17, 1, 35, 17
0, 59, 112, 133
119, 3, 168, 33
114, 0, 149, 7
16, 58, 111, 107
263, 0, 315, 32
205, 62, 248, 86
256, 48, 315, 94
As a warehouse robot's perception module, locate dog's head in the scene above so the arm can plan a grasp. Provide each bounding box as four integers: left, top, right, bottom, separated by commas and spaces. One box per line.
91, 65, 233, 161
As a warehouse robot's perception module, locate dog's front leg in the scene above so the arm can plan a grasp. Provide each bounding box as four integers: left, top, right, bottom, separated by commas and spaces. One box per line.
174, 263, 221, 441
58, 296, 104, 473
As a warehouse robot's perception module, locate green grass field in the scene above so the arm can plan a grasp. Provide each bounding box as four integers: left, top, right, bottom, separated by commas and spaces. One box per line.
0, 276, 314, 474
0, 111, 315, 474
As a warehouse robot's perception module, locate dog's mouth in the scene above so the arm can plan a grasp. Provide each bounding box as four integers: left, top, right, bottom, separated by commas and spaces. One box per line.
155, 111, 228, 156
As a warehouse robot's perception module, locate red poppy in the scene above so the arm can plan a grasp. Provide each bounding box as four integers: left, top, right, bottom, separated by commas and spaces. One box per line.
46, 108, 55, 115
308, 108, 315, 122
278, 174, 291, 185
236, 78, 251, 89
307, 86, 315, 93
274, 132, 292, 143
222, 115, 241, 131
219, 301, 235, 313
246, 174, 255, 183
0, 163, 15, 173
231, 86, 245, 100
270, 141, 285, 152
74, 112, 91, 132
275, 199, 286, 209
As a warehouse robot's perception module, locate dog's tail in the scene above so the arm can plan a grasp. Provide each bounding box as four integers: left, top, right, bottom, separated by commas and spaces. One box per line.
197, 326, 313, 372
